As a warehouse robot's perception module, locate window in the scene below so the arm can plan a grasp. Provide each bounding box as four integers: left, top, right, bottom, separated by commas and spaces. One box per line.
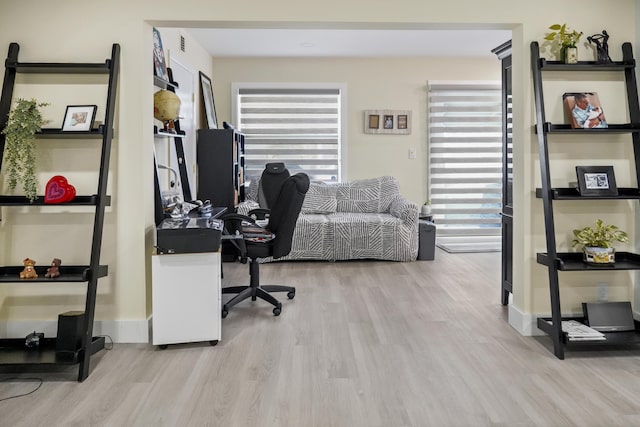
233, 84, 344, 183
428, 82, 502, 241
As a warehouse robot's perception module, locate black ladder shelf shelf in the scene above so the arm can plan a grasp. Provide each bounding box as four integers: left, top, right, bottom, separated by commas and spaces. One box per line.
531, 41, 640, 359
0, 42, 119, 381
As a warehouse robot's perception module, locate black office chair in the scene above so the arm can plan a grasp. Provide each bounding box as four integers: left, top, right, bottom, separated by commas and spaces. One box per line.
258, 162, 290, 209
221, 172, 310, 318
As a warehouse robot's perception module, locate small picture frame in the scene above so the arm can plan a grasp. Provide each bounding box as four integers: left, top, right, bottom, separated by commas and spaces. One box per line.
398, 114, 408, 129
62, 105, 97, 131
368, 114, 380, 129
576, 165, 618, 196
199, 71, 218, 129
563, 92, 608, 129
364, 110, 411, 134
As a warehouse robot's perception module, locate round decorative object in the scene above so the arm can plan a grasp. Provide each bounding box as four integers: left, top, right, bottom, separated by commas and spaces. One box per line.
583, 246, 615, 264
153, 90, 181, 122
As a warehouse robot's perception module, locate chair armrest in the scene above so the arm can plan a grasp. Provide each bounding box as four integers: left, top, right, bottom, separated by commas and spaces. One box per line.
248, 207, 271, 220
389, 196, 419, 227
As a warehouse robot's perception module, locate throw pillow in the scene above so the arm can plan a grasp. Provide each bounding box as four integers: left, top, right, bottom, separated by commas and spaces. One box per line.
302, 182, 337, 214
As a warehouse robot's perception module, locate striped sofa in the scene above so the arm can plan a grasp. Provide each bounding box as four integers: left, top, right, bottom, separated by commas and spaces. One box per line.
238, 176, 419, 262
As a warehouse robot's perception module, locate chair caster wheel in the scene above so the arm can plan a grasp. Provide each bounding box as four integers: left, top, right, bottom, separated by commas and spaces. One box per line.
209, 340, 219, 346
287, 291, 295, 299
240, 257, 248, 264
158, 345, 168, 350
222, 308, 228, 319
273, 303, 282, 316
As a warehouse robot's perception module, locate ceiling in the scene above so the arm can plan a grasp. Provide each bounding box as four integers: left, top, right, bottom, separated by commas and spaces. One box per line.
185, 28, 512, 58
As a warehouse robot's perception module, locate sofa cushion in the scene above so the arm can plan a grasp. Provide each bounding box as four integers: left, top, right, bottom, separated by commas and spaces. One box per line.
336, 176, 399, 213
301, 182, 338, 214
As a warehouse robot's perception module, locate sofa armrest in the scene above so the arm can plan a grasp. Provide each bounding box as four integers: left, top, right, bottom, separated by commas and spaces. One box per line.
389, 196, 419, 227
236, 200, 260, 216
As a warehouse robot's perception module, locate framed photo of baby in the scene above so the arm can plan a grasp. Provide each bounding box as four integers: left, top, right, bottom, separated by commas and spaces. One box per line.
563, 92, 608, 129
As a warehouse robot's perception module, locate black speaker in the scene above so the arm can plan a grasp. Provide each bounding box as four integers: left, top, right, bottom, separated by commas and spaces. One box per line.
56, 311, 85, 353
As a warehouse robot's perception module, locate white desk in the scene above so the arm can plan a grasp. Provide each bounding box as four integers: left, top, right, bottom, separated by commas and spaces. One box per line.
151, 252, 221, 348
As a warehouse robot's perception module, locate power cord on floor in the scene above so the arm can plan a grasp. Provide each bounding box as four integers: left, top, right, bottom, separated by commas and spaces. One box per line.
97, 334, 114, 350
0, 377, 43, 402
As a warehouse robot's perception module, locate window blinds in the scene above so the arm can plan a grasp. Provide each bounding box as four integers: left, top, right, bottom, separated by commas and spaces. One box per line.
236, 87, 341, 183
428, 82, 502, 237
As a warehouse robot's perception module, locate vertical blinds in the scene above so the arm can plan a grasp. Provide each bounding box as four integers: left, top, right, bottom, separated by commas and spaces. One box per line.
428, 82, 502, 237
236, 87, 341, 183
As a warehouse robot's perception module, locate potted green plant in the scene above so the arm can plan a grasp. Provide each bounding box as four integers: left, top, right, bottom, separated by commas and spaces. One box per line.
572, 219, 629, 264
1, 98, 49, 202
544, 23, 583, 64
421, 199, 431, 216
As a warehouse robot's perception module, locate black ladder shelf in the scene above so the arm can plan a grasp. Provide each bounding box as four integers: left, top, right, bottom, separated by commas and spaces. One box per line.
531, 41, 640, 359
0, 42, 119, 381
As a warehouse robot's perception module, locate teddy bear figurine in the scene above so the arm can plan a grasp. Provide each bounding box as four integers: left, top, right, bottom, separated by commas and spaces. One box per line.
20, 258, 38, 279
45, 258, 61, 278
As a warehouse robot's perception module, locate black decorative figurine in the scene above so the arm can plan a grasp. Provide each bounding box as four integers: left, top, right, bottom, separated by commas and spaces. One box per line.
587, 30, 612, 63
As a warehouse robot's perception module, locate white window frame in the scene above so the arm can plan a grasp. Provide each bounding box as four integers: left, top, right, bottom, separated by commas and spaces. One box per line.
232, 82, 347, 182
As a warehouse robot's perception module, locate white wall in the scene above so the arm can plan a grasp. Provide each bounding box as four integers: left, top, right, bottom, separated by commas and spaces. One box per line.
0, 0, 637, 341
212, 56, 499, 204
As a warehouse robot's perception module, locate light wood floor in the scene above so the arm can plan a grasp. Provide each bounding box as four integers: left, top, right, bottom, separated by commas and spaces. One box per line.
3, 249, 640, 426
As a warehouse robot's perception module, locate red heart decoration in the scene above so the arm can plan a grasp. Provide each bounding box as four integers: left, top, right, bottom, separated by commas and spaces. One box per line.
45, 175, 76, 204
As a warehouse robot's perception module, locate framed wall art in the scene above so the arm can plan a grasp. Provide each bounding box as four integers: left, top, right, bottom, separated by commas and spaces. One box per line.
364, 110, 411, 134
62, 105, 97, 131
152, 27, 169, 81
199, 71, 218, 129
576, 165, 618, 196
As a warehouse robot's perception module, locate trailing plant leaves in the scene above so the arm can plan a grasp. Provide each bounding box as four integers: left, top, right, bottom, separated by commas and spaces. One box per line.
1, 98, 49, 202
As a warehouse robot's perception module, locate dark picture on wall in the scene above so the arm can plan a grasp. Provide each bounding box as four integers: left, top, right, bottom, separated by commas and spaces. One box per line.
563, 92, 608, 129
152, 27, 169, 81
383, 115, 394, 129
199, 71, 218, 129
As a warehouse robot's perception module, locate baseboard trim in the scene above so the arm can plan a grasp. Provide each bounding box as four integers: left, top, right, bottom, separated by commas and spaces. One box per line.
508, 304, 545, 336
0, 319, 150, 343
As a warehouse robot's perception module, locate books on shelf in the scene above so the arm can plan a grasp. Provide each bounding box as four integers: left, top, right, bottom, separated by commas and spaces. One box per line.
561, 320, 606, 341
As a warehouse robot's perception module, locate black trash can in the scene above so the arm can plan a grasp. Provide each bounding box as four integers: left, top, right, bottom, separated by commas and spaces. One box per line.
417, 220, 436, 260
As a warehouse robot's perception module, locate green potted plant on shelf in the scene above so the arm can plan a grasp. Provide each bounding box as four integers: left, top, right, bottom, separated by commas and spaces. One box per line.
1, 98, 49, 202
572, 219, 629, 264
544, 23, 583, 64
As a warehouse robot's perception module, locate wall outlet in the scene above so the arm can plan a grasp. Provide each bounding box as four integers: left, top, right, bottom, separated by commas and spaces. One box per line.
408, 148, 417, 159
597, 282, 609, 302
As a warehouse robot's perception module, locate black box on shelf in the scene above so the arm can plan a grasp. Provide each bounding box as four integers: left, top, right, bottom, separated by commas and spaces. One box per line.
156, 217, 223, 254
56, 311, 85, 353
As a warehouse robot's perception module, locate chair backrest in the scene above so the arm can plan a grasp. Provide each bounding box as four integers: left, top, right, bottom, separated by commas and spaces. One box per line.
267, 173, 310, 259
258, 162, 290, 209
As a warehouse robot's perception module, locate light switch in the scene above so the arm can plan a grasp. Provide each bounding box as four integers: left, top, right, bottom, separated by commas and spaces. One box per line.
408, 148, 417, 159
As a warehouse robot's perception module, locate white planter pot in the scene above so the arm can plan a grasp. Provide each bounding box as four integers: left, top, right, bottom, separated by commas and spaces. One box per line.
564, 47, 578, 64
421, 205, 431, 216
583, 246, 615, 264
